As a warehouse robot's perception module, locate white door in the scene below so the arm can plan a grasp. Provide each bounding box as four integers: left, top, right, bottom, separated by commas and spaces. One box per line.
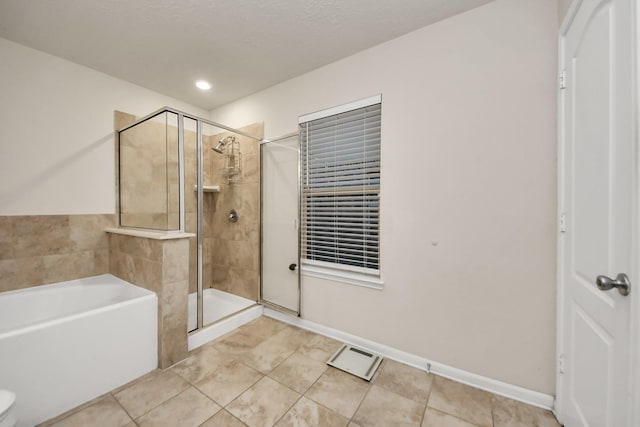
261, 137, 300, 314
557, 0, 635, 426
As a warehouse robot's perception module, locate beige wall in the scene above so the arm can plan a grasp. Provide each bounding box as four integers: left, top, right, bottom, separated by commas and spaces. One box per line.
0, 37, 207, 216
0, 214, 116, 292
211, 0, 558, 394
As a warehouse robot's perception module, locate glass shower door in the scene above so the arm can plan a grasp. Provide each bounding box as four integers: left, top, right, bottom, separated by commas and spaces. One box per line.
261, 136, 300, 314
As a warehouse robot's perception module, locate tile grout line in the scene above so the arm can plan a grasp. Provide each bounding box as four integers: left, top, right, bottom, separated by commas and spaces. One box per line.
273, 364, 355, 425
170, 345, 266, 411
195, 322, 311, 424
115, 371, 190, 423
490, 394, 496, 427
426, 378, 489, 427
260, 333, 351, 425
419, 373, 434, 426
348, 377, 374, 424
271, 391, 305, 426
109, 391, 139, 426
260, 333, 318, 425
36, 393, 113, 427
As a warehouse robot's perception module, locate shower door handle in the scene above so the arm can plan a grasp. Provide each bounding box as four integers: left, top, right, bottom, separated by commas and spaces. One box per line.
289, 263, 297, 271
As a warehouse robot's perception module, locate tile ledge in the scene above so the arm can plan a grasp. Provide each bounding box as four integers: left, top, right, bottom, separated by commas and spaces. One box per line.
105, 227, 195, 240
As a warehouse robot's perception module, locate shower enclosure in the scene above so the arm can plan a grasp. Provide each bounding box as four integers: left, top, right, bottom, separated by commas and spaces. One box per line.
117, 108, 266, 335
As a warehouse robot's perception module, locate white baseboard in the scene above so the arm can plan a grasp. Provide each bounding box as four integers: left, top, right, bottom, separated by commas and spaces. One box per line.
188, 305, 263, 351
264, 308, 555, 410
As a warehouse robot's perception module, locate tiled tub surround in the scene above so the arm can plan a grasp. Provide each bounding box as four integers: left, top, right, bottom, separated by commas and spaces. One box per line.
0, 214, 117, 293
41, 316, 561, 427
0, 274, 157, 427
108, 231, 191, 368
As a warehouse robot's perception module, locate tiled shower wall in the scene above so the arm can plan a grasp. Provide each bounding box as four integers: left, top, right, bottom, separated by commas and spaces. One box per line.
118, 113, 181, 230
199, 123, 262, 301
0, 214, 117, 293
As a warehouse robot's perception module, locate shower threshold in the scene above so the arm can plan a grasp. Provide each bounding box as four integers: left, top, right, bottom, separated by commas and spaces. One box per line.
187, 288, 256, 331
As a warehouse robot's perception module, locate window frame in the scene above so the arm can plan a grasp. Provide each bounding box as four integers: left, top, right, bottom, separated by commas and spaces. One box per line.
298, 95, 384, 289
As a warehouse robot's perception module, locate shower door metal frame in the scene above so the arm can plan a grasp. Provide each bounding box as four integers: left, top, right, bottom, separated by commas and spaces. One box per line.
259, 131, 302, 317
118, 106, 263, 333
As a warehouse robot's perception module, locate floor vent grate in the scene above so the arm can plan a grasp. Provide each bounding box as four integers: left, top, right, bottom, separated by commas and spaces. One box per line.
327, 344, 383, 381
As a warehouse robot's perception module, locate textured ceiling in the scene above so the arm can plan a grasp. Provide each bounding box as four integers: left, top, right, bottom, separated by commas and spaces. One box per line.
0, 0, 493, 110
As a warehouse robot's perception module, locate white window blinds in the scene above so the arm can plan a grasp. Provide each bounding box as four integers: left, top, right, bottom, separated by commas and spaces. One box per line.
299, 98, 381, 275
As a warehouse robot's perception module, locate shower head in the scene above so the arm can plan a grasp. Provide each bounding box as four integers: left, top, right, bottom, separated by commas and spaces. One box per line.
212, 140, 225, 154
212, 136, 234, 154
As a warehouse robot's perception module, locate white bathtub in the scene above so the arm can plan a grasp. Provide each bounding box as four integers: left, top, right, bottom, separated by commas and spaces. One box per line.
0, 274, 157, 427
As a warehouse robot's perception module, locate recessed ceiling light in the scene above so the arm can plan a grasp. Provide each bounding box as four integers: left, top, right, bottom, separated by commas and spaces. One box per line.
195, 80, 211, 90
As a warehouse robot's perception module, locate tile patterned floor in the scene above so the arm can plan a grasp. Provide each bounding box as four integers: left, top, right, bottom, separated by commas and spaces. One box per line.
39, 316, 561, 427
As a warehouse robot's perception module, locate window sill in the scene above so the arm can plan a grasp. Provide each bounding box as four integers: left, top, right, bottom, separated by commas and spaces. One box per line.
301, 264, 384, 290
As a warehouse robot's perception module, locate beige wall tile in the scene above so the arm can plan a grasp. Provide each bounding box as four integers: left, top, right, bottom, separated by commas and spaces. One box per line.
94, 249, 109, 274
114, 111, 137, 131
201, 261, 212, 292
228, 267, 259, 301
68, 214, 115, 251
163, 239, 189, 283
116, 235, 163, 262
43, 250, 99, 284
13, 215, 71, 258
132, 257, 163, 294
0, 216, 14, 260
210, 265, 230, 292
110, 251, 136, 284
0, 214, 117, 292
160, 279, 188, 368
213, 239, 257, 270
242, 154, 259, 184
0, 257, 45, 292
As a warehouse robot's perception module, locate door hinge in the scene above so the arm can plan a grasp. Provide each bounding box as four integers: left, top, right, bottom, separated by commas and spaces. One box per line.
559, 353, 565, 374
559, 69, 567, 90
560, 212, 566, 233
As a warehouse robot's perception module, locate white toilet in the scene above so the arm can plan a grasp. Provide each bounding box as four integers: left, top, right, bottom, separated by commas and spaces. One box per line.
0, 390, 16, 427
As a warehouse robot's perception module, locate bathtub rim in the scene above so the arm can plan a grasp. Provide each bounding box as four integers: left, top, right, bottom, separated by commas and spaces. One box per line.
0, 274, 156, 340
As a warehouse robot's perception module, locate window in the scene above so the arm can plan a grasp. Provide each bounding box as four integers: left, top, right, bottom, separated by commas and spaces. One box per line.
299, 95, 382, 288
